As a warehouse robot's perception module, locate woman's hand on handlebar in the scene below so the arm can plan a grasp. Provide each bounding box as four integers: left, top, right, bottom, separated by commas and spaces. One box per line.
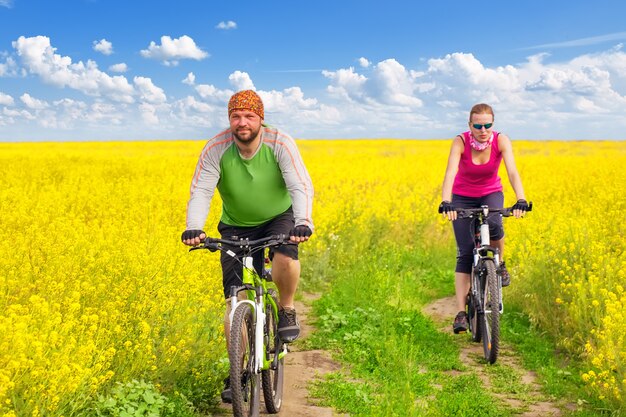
438, 200, 457, 221
181, 229, 206, 246
511, 199, 529, 218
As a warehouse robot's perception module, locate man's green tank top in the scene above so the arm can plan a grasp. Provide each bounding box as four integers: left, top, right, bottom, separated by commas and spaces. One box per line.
217, 142, 291, 226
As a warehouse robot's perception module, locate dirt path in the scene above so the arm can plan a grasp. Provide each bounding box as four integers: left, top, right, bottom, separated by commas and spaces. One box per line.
215, 294, 571, 416
216, 294, 346, 417
278, 295, 347, 417
423, 296, 566, 417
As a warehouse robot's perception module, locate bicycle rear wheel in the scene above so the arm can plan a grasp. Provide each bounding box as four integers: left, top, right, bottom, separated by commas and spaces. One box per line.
480, 259, 500, 364
262, 290, 284, 413
230, 303, 260, 417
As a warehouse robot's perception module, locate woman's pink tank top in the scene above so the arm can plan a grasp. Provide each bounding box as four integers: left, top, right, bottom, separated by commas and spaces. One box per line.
452, 131, 503, 197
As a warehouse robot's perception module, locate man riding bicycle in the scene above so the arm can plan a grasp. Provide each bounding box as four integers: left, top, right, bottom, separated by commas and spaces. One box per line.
181, 89, 314, 402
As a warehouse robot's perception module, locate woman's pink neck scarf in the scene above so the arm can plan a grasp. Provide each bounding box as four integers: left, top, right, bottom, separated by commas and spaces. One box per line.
470, 133, 493, 151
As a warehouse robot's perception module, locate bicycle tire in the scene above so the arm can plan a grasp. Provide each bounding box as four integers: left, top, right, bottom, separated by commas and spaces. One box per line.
230, 303, 260, 417
262, 290, 284, 413
480, 259, 500, 364
466, 293, 481, 343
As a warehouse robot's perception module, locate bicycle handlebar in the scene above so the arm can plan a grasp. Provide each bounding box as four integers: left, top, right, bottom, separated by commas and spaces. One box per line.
208, 234, 289, 247
454, 203, 533, 219
189, 234, 291, 253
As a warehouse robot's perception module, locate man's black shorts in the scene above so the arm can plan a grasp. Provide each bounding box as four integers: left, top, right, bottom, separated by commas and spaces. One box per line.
217, 207, 298, 298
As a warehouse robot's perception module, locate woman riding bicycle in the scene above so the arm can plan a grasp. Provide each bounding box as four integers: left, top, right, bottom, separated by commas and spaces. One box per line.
439, 103, 529, 334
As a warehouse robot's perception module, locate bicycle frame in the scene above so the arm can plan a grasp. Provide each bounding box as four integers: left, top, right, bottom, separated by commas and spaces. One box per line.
228, 254, 286, 373
191, 234, 291, 415
470, 206, 502, 315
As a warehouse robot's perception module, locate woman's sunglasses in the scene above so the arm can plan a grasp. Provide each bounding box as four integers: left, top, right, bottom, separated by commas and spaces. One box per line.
471, 123, 493, 130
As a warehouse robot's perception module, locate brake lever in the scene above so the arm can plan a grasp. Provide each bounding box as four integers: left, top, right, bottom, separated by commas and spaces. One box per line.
188, 240, 217, 252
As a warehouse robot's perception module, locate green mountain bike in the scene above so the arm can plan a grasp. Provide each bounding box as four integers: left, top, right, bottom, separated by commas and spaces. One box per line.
191, 234, 290, 416
456, 203, 532, 364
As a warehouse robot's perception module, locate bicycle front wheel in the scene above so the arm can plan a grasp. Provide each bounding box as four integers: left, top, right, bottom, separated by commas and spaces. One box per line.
480, 259, 500, 364
230, 303, 260, 417
262, 290, 284, 413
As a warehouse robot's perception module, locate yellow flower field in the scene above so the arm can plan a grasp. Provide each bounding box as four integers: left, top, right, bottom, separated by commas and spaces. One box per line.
0, 139, 624, 415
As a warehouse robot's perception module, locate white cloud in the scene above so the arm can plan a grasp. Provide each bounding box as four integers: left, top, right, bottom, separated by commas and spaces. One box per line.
260, 87, 318, 112
44, 98, 87, 128
216, 21, 237, 30
4, 107, 34, 120
182, 77, 332, 132
182, 72, 195, 85
139, 103, 159, 124
140, 35, 209, 66
109, 63, 128, 73
169, 95, 222, 131
195, 84, 218, 99
195, 83, 233, 103
228, 71, 255, 91
0, 56, 18, 77
426, 52, 521, 95
87, 101, 124, 124
371, 59, 423, 107
177, 95, 215, 113
20, 93, 48, 110
573, 97, 603, 113
317, 47, 626, 138
323, 67, 368, 102
133, 76, 167, 104
93, 39, 113, 55
0, 92, 14, 106
322, 59, 424, 108
0, 0, 13, 8
4, 42, 626, 141
12, 36, 135, 103
358, 57, 370, 68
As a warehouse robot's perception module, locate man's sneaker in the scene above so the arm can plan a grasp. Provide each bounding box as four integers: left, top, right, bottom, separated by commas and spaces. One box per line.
220, 377, 232, 404
500, 261, 511, 287
277, 307, 300, 342
453, 311, 468, 334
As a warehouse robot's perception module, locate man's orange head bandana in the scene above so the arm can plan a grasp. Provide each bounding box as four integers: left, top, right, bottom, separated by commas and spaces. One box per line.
228, 90, 264, 119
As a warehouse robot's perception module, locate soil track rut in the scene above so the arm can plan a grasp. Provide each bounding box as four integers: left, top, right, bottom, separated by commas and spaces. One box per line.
423, 295, 566, 416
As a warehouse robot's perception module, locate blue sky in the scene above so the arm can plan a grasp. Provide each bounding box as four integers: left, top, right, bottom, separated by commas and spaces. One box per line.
1, 0, 626, 141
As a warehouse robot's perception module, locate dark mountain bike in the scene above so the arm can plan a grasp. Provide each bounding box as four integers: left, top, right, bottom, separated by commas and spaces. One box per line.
454, 203, 532, 364
191, 234, 290, 416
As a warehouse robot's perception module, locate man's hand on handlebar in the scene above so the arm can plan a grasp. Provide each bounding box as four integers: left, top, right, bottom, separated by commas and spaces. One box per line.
181, 229, 206, 246
289, 225, 312, 243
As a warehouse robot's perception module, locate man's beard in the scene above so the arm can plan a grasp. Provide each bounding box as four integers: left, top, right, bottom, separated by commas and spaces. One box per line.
232, 126, 261, 143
